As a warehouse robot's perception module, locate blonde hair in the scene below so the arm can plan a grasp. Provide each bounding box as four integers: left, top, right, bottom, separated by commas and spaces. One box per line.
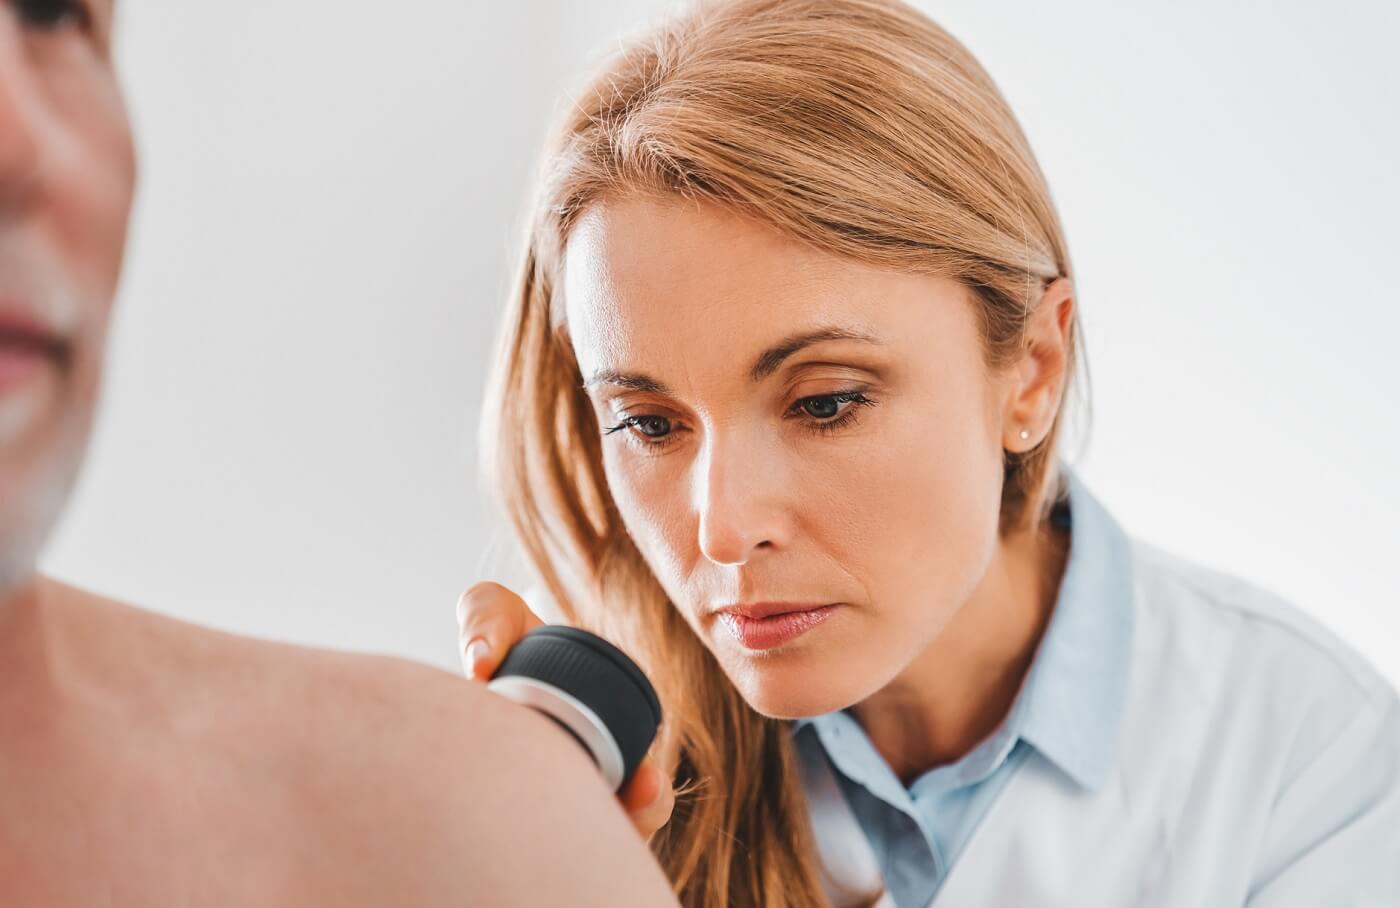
480, 0, 1084, 903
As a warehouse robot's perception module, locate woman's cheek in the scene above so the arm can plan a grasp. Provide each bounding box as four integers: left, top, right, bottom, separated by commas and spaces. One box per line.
604, 453, 693, 595
831, 414, 995, 629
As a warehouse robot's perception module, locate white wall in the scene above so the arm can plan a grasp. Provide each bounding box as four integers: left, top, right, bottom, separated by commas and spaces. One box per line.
43, 1, 1399, 684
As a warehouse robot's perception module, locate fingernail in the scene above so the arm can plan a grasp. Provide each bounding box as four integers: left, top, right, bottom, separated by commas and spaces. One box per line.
465, 639, 491, 678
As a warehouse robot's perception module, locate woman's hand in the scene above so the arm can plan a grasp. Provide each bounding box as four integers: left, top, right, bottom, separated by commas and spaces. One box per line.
456, 581, 676, 843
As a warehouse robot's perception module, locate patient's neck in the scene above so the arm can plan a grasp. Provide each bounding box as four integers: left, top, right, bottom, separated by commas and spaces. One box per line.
0, 573, 40, 630
0, 575, 57, 687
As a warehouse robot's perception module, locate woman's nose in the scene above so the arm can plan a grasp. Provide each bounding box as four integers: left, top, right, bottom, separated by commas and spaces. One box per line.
693, 435, 791, 566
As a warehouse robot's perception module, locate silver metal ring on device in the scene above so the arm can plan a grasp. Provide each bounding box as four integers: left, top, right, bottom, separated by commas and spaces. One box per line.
486, 676, 627, 790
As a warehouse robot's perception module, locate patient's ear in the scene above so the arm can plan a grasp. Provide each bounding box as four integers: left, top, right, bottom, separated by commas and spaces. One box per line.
999, 277, 1074, 451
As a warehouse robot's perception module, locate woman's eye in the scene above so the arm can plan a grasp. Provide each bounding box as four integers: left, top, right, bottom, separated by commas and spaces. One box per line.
793, 390, 875, 423
631, 415, 671, 438
12, 0, 90, 30
603, 390, 876, 449
798, 396, 842, 419
605, 414, 673, 440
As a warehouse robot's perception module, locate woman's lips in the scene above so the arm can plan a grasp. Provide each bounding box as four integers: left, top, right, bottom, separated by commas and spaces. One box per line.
716, 604, 839, 651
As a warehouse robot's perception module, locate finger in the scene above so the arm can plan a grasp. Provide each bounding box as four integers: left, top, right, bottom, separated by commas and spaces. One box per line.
619, 760, 661, 812
456, 581, 545, 680
619, 761, 675, 841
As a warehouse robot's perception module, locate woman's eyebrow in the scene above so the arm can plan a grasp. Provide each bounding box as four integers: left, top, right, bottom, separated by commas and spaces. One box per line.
583, 371, 672, 395
583, 326, 884, 394
748, 327, 883, 382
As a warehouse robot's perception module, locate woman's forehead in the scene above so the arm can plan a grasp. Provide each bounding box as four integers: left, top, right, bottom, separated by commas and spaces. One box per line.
562, 197, 975, 391
562, 198, 980, 400
563, 197, 839, 314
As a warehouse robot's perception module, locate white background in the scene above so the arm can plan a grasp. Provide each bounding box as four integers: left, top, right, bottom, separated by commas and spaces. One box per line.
43, 1, 1399, 685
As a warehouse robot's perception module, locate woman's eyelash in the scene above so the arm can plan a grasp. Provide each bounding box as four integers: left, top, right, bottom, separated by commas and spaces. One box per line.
792, 390, 878, 436
602, 389, 878, 448
603, 414, 673, 440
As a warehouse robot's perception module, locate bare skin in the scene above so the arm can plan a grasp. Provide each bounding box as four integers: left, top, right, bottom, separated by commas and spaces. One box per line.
461, 192, 1075, 808
0, 2, 678, 903
0, 578, 677, 905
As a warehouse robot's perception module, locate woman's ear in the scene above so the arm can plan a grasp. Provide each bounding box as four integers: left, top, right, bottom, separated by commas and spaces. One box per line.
1001, 276, 1074, 452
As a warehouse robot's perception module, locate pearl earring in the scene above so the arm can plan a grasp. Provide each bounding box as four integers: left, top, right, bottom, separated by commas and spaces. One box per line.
1018, 429, 1030, 441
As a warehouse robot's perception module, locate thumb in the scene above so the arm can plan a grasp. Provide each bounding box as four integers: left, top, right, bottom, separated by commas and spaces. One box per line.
456, 581, 545, 680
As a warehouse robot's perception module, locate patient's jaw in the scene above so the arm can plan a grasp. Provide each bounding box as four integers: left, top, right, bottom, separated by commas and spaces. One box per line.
0, 0, 135, 597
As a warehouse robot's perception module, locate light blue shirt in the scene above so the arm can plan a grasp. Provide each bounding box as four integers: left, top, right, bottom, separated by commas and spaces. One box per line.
791, 463, 1137, 908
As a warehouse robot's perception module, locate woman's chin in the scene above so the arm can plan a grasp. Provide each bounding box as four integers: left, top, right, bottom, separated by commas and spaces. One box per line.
727, 660, 861, 720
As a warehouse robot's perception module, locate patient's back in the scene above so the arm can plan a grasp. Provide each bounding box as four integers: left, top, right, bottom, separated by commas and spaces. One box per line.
0, 578, 677, 907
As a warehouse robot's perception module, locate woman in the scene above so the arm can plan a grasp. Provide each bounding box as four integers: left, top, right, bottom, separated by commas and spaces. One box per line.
457, 1, 1400, 905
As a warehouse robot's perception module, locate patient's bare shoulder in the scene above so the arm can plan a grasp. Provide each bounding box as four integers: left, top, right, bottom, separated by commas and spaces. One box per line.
42, 574, 500, 743
257, 635, 679, 905
38, 578, 678, 906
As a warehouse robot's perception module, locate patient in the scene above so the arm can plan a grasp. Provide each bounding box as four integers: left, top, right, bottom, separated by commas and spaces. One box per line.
0, 3, 676, 904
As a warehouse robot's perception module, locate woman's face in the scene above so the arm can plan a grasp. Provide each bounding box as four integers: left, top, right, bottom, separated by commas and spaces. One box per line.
565, 196, 1015, 718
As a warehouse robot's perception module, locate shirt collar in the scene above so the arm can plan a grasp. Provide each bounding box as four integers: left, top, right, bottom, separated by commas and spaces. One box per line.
1013, 462, 1136, 790
791, 460, 1136, 794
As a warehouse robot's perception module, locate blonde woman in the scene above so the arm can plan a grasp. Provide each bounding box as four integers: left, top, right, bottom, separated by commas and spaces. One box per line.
457, 1, 1400, 905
